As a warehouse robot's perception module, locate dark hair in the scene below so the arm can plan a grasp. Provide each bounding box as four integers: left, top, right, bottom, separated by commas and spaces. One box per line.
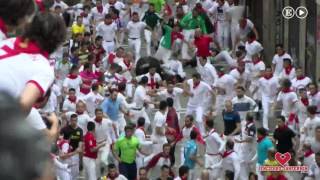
83, 62, 91, 70
192, 73, 201, 79
0, 0, 35, 27
282, 79, 292, 88
166, 97, 174, 107
206, 119, 214, 128
307, 106, 318, 115
124, 125, 134, 131
140, 76, 149, 85
92, 84, 99, 91
70, 65, 78, 73
246, 112, 254, 121
316, 151, 320, 157
275, 44, 284, 49
117, 83, 126, 92
236, 86, 245, 91
76, 16, 83, 21
277, 115, 286, 122
71, 46, 78, 53
257, 127, 268, 136
178, 165, 189, 177
105, 13, 112, 19
69, 88, 76, 92
83, 5, 91, 11
22, 12, 66, 54
159, 100, 168, 111
283, 58, 292, 64
265, 65, 272, 70
95, 108, 103, 114
163, 143, 171, 149
185, 115, 194, 122
87, 121, 95, 131
137, 117, 145, 127
70, 114, 78, 119
161, 164, 170, 170
190, 130, 197, 140
149, 3, 155, 7
226, 139, 234, 150
132, 12, 139, 16
247, 30, 256, 39
95, 35, 103, 42
108, 163, 116, 169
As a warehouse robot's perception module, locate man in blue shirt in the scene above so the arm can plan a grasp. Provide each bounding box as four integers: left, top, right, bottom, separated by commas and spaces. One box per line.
101, 89, 129, 135
183, 130, 199, 180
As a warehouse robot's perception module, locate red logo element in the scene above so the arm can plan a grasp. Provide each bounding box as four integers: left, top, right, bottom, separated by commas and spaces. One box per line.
275, 152, 291, 166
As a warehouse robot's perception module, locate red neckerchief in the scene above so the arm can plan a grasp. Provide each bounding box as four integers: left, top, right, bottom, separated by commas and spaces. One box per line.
237, 67, 245, 74
240, 18, 247, 29
123, 60, 131, 70
14, 37, 49, 58
218, 72, 224, 78
181, 176, 188, 180
76, 111, 84, 115
264, 74, 273, 80
108, 53, 116, 64
288, 113, 298, 124
222, 150, 234, 158
304, 149, 314, 157
257, 136, 265, 143
301, 97, 309, 106
68, 74, 78, 79
253, 58, 261, 65
148, 75, 156, 89
247, 37, 256, 44
95, 117, 103, 124
81, 12, 88, 17
164, 3, 173, 16
296, 76, 305, 80
193, 81, 200, 89
0, 18, 7, 36
68, 96, 77, 103
284, 65, 293, 75
281, 87, 292, 93
97, 5, 103, 13
107, 173, 119, 180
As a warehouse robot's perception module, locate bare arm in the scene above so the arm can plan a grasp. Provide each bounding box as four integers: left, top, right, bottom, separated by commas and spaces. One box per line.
20, 83, 42, 114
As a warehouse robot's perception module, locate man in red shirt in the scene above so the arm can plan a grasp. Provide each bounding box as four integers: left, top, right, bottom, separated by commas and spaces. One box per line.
83, 121, 106, 180
193, 29, 220, 58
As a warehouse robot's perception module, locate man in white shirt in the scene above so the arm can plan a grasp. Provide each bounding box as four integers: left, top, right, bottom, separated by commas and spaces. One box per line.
234, 17, 258, 48
232, 86, 258, 121
204, 119, 225, 180
136, 66, 162, 90
248, 54, 265, 100
214, 67, 237, 113
66, 101, 92, 134
307, 152, 320, 180
303, 106, 320, 143
157, 82, 184, 117
184, 73, 213, 135
211, 140, 241, 180
126, 12, 149, 61
244, 31, 263, 62
63, 65, 82, 95
93, 108, 116, 177
96, 14, 118, 54
196, 56, 218, 86
310, 126, 320, 153
308, 83, 320, 115
131, 76, 152, 126
272, 44, 292, 77
151, 101, 168, 154
91, 0, 107, 23
62, 88, 78, 113
275, 79, 299, 130
279, 58, 296, 80
257, 66, 280, 129
291, 67, 312, 92
229, 61, 250, 88
104, 0, 126, 13
83, 84, 104, 117
209, 0, 230, 50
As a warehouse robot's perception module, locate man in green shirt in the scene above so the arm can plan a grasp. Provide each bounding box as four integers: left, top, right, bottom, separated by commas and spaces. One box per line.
113, 125, 143, 180
148, 0, 165, 13
154, 23, 187, 64
142, 3, 162, 56
179, 8, 207, 60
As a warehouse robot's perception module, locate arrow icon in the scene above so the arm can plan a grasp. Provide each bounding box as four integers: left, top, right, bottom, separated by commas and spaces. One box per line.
296, 7, 308, 19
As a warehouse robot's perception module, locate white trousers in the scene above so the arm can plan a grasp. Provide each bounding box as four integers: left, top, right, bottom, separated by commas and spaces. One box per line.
144, 29, 152, 56
96, 144, 111, 177
70, 154, 79, 180
230, 22, 238, 50
261, 96, 273, 130
130, 108, 150, 127
205, 154, 222, 179
215, 50, 237, 67
186, 105, 205, 135
181, 29, 195, 59
216, 21, 230, 50
83, 157, 97, 180
125, 83, 134, 98
102, 40, 115, 54
128, 38, 141, 61
154, 45, 172, 64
